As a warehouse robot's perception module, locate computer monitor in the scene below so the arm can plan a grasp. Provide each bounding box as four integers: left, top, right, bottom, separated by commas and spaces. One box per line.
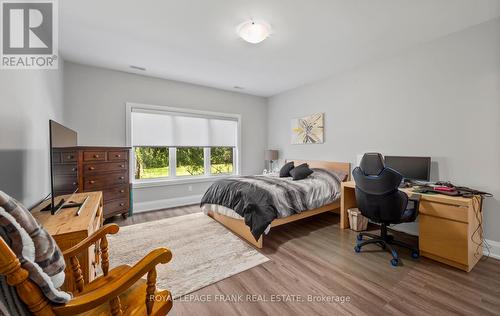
384, 156, 431, 182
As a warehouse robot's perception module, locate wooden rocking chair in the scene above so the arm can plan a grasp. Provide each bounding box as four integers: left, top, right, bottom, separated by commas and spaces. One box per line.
0, 224, 173, 316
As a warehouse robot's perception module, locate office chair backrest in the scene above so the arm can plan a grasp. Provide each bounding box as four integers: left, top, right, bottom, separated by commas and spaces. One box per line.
353, 153, 408, 223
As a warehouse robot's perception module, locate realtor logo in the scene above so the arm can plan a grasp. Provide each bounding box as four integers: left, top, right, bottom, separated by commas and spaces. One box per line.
1, 0, 58, 69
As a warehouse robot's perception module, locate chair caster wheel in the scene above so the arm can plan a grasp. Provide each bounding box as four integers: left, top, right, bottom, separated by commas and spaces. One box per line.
390, 258, 399, 267
411, 250, 420, 259
354, 246, 361, 253
357, 234, 363, 241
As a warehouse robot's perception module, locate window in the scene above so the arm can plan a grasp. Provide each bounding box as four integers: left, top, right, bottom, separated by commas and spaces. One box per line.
176, 147, 204, 176
211, 147, 233, 174
134, 147, 169, 179
128, 104, 239, 183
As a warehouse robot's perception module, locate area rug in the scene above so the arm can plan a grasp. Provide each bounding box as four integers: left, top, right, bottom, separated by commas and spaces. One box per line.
107, 212, 269, 299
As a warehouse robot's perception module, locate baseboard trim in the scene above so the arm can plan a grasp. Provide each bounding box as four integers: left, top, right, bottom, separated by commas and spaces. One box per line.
484, 239, 500, 260
133, 194, 203, 213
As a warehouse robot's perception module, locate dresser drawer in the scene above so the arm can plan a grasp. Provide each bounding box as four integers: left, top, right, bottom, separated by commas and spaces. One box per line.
83, 151, 106, 162
53, 175, 78, 194
84, 162, 128, 174
53, 164, 77, 175
419, 200, 468, 223
102, 186, 129, 202
61, 152, 77, 163
52, 152, 61, 163
108, 151, 128, 161
84, 173, 128, 191
104, 198, 129, 218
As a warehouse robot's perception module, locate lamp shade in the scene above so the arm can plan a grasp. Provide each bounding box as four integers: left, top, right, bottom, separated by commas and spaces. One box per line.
265, 150, 278, 161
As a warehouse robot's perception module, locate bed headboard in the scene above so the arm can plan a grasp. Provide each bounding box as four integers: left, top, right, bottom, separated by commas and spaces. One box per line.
286, 159, 351, 181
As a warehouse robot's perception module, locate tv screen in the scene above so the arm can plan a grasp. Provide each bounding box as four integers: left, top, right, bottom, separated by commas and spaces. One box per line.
49, 120, 78, 212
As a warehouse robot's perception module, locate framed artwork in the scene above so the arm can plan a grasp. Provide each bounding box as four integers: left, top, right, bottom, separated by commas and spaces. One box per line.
291, 113, 324, 144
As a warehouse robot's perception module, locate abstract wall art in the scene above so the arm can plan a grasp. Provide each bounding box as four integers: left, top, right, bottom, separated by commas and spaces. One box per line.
291, 113, 324, 144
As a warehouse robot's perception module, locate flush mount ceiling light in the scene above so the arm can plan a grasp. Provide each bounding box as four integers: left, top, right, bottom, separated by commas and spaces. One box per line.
237, 20, 271, 44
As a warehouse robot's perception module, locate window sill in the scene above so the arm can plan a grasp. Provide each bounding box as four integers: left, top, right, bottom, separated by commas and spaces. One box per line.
132, 174, 235, 189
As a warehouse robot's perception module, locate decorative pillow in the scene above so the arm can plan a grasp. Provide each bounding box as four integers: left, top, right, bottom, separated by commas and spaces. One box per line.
0, 191, 70, 304
279, 161, 294, 177
289, 164, 314, 180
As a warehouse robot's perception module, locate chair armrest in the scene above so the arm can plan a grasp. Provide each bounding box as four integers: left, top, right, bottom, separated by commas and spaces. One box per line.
63, 224, 120, 258
53, 247, 172, 316
407, 194, 421, 214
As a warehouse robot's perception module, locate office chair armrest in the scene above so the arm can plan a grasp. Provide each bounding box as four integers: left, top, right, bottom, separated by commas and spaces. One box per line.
407, 194, 421, 214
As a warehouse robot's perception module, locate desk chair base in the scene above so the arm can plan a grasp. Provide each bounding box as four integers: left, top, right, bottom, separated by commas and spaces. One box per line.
354, 224, 419, 267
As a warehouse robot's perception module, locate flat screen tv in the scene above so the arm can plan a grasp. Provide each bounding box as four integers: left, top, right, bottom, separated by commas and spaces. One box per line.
46, 120, 83, 214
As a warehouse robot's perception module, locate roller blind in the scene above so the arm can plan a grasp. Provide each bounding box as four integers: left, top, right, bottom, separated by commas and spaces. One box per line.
131, 109, 238, 147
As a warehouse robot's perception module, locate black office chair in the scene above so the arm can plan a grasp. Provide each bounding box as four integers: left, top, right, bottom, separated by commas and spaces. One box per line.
352, 153, 420, 266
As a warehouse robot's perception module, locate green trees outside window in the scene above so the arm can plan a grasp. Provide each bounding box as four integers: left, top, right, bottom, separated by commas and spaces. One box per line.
134, 146, 234, 179
211, 147, 233, 174
176, 147, 205, 176
134, 147, 169, 179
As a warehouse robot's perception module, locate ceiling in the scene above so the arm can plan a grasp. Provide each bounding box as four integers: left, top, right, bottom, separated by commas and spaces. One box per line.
60, 0, 500, 97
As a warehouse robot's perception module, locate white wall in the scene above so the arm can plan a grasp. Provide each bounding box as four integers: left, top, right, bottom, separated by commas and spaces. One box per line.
268, 18, 500, 242
0, 65, 65, 208
63, 62, 268, 208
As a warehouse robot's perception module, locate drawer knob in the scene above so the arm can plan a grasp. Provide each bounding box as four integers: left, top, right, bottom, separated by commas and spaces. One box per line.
119, 176, 124, 180
120, 203, 125, 207
72, 168, 77, 172
67, 155, 73, 159
115, 154, 121, 158
89, 166, 95, 170
72, 182, 77, 186
90, 180, 95, 184
120, 164, 125, 168
120, 190, 125, 193
93, 154, 99, 158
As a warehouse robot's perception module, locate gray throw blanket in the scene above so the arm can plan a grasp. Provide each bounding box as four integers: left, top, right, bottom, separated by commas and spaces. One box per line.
0, 191, 70, 304
201, 168, 346, 240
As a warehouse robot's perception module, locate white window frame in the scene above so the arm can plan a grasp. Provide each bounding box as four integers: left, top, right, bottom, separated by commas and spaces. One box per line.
126, 102, 241, 188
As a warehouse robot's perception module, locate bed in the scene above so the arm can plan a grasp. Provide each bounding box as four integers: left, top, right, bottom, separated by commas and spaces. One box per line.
201, 160, 351, 248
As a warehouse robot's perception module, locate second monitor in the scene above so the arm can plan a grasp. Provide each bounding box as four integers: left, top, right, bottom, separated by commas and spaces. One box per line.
384, 156, 431, 182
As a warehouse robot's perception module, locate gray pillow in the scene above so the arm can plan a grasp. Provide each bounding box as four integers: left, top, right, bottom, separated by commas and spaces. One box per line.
289, 164, 314, 180
0, 191, 70, 304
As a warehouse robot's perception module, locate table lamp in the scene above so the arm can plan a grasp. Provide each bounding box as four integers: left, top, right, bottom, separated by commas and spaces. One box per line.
265, 150, 279, 172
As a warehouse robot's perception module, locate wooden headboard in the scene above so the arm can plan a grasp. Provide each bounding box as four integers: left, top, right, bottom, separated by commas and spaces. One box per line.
286, 159, 351, 181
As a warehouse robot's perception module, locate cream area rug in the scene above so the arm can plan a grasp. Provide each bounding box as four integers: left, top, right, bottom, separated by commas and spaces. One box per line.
107, 212, 269, 299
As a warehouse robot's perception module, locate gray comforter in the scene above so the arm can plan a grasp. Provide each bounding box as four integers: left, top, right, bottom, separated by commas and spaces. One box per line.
200, 168, 346, 240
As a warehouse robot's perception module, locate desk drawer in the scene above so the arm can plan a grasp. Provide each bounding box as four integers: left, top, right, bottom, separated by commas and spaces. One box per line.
419, 200, 468, 223
419, 214, 468, 265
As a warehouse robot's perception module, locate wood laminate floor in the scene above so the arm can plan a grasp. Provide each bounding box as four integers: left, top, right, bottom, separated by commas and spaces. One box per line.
108, 207, 500, 316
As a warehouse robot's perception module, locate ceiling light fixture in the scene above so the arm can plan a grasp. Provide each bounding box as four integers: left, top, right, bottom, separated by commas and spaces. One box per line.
237, 20, 271, 44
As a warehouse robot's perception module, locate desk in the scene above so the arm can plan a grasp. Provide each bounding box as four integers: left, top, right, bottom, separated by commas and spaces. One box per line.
341, 181, 483, 272
32, 192, 104, 292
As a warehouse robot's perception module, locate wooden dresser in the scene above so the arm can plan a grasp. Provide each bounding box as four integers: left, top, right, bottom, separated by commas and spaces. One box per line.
77, 146, 131, 219
51, 147, 79, 196
32, 192, 103, 293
